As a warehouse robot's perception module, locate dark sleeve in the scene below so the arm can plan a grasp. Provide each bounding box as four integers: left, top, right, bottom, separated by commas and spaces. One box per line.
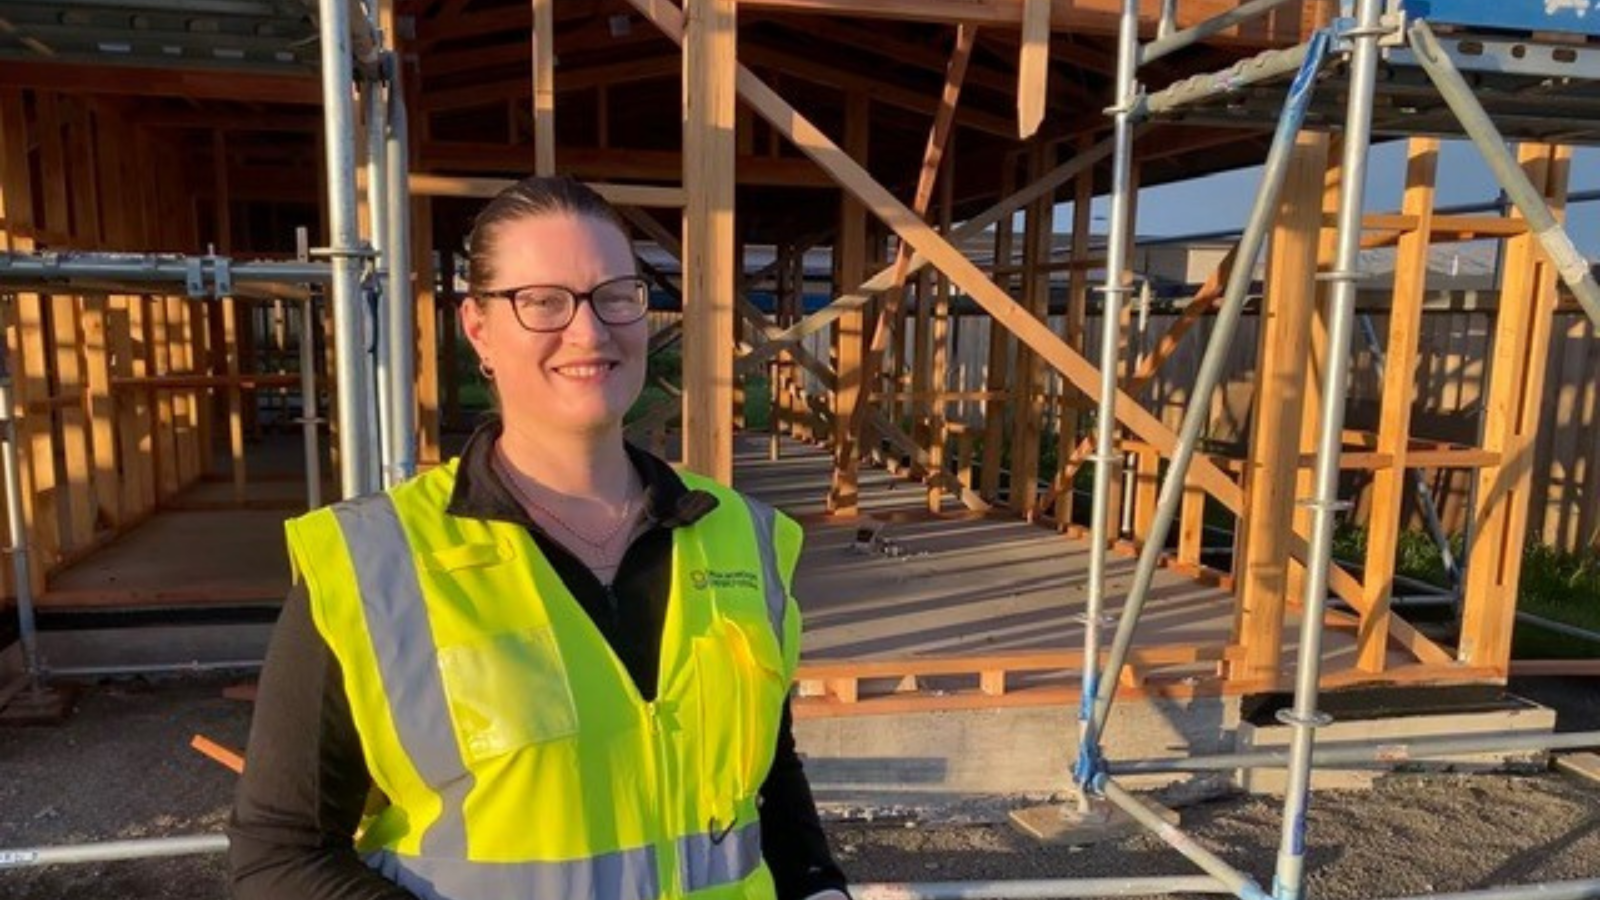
758, 699, 850, 900
228, 583, 416, 900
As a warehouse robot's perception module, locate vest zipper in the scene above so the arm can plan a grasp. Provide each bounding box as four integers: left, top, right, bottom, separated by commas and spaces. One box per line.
645, 699, 673, 897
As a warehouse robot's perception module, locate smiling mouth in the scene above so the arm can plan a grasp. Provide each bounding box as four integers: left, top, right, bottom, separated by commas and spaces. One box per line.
552, 362, 618, 378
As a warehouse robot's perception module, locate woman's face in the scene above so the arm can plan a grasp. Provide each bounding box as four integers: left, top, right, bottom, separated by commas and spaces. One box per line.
462, 211, 647, 438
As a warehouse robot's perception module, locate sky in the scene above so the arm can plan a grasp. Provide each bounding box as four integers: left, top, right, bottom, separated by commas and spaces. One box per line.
1055, 140, 1600, 258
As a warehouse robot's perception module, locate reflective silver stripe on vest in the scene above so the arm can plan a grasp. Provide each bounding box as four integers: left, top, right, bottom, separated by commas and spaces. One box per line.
743, 498, 788, 653
331, 494, 474, 857
678, 820, 763, 893
369, 844, 659, 900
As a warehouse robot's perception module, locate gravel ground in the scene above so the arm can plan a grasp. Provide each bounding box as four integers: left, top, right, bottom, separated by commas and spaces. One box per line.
1, 675, 1598, 900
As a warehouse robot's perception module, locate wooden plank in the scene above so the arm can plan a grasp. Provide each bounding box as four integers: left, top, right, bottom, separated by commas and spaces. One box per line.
1459, 144, 1569, 674
1360, 139, 1439, 672
828, 92, 871, 515
531, 0, 555, 176
1233, 132, 1329, 682
681, 0, 738, 484
1017, 0, 1050, 138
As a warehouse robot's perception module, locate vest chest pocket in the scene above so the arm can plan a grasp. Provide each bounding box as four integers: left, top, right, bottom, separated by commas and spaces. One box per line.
693, 612, 788, 808
436, 625, 579, 763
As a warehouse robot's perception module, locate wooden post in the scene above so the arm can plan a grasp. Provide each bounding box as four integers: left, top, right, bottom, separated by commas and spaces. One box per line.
1285, 153, 1343, 613
1010, 141, 1052, 515
1459, 144, 1570, 674
980, 156, 1018, 502
1356, 138, 1439, 672
223, 297, 247, 502
1054, 136, 1094, 528
927, 143, 955, 514
414, 197, 442, 466
828, 91, 870, 514
682, 0, 737, 483
531, 0, 556, 177
1233, 131, 1330, 683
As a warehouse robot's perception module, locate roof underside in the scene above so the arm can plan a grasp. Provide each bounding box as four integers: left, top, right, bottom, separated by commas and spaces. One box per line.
0, 0, 1323, 247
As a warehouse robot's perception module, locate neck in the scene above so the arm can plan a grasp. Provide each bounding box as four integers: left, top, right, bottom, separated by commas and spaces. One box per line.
496, 420, 634, 503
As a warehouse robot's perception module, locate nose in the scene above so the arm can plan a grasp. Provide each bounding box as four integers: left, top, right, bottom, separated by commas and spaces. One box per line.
563, 296, 611, 346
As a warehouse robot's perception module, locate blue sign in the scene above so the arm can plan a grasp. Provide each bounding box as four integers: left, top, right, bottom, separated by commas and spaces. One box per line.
1399, 0, 1600, 37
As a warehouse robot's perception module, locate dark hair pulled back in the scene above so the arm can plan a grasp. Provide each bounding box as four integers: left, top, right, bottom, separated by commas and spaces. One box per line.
465, 175, 631, 299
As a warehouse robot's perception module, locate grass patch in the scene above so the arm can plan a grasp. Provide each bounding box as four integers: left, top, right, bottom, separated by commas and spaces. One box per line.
1333, 523, 1600, 659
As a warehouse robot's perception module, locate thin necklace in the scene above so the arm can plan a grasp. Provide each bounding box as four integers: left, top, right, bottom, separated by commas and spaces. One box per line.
494, 448, 638, 550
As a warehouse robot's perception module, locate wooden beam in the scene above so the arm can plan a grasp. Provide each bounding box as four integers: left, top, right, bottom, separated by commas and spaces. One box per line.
531, 0, 555, 176
1017, 0, 1051, 138
408, 171, 688, 207
828, 91, 871, 516
1233, 132, 1329, 683
0, 61, 319, 104
739, 43, 1017, 138
1459, 144, 1569, 674
1357, 138, 1438, 673
738, 0, 1306, 44
419, 141, 830, 187
681, 0, 738, 484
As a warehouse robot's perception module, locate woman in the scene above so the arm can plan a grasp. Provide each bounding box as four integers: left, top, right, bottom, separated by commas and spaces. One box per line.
229, 176, 850, 900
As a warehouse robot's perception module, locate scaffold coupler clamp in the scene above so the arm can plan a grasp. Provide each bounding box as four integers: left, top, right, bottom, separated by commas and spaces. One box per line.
1102, 84, 1150, 123
1330, 3, 1407, 52
1275, 707, 1333, 729
1295, 497, 1353, 513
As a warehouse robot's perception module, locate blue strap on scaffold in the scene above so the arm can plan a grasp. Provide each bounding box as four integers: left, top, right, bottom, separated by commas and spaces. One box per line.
1073, 672, 1105, 790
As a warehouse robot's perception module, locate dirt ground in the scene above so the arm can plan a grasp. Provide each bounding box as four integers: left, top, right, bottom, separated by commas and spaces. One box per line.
1, 674, 1598, 900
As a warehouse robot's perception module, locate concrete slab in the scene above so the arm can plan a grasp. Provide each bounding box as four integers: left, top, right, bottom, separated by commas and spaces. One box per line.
794, 694, 1241, 804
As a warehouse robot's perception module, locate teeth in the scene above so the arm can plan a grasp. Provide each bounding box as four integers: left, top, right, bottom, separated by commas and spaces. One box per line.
557, 364, 609, 378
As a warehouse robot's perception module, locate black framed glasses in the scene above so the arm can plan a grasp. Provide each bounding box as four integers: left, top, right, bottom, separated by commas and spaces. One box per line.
478, 275, 650, 333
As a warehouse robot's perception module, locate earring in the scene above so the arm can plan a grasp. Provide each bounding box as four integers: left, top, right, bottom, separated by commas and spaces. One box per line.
478, 360, 494, 380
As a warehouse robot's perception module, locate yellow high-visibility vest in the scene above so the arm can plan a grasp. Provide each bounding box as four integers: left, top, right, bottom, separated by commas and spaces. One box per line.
284, 461, 803, 900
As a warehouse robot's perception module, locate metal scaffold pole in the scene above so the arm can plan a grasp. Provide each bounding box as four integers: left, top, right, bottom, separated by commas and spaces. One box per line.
1273, 2, 1388, 896
318, 0, 376, 499
365, 34, 392, 495
384, 60, 417, 486
1076, 0, 1140, 804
